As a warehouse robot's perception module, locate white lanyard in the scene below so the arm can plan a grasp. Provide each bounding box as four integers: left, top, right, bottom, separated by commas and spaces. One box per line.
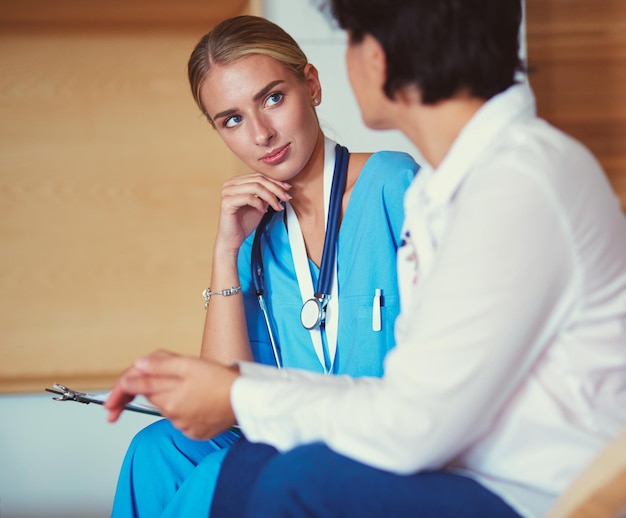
286, 137, 339, 373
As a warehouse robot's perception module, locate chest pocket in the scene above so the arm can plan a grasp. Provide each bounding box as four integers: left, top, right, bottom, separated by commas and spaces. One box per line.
334, 293, 401, 377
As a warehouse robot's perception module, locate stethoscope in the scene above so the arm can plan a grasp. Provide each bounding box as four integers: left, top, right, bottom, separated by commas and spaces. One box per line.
251, 142, 349, 369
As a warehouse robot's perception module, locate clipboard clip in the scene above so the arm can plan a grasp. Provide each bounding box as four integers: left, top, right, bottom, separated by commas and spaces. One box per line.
45, 383, 96, 405
45, 382, 163, 417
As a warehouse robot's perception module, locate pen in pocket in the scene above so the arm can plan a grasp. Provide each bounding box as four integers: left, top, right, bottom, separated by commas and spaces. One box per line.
372, 288, 382, 332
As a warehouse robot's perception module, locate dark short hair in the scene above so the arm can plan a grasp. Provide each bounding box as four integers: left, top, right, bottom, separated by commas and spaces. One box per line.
325, 0, 525, 103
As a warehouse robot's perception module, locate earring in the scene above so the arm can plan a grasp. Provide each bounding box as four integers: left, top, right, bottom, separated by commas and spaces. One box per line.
313, 97, 320, 105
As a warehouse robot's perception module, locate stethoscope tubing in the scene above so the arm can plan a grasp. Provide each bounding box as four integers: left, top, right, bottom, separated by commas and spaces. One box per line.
251, 144, 349, 368
252, 206, 281, 366
316, 145, 349, 298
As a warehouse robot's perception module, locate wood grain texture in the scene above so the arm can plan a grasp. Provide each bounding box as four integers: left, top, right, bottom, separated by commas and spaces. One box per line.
0, 0, 250, 30
2, 0, 624, 393
526, 0, 626, 209
0, 30, 249, 393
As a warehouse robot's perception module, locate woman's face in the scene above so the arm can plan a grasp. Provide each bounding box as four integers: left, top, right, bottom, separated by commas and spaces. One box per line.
200, 54, 321, 182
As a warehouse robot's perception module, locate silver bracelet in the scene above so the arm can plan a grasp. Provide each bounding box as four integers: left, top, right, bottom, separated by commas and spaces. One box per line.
202, 285, 242, 310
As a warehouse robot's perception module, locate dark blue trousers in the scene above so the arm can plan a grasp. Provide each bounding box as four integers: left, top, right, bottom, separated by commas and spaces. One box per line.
211, 437, 523, 517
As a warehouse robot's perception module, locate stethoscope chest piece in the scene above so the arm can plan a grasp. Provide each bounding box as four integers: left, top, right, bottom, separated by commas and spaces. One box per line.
300, 296, 327, 330
251, 139, 349, 369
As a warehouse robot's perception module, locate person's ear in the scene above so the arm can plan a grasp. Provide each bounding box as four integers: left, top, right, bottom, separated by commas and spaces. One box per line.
303, 63, 322, 106
362, 34, 387, 92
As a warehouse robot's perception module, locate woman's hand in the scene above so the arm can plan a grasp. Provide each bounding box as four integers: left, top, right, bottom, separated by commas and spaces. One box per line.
105, 350, 239, 440
216, 173, 291, 253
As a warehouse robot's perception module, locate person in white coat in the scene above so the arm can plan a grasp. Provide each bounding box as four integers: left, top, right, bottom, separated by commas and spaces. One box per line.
106, 0, 626, 516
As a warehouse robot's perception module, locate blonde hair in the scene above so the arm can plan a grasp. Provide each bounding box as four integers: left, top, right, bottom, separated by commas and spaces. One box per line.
188, 15, 309, 125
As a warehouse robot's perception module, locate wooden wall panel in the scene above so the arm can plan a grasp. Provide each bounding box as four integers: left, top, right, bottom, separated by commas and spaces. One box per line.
3, 0, 623, 393
0, 3, 259, 393
526, 0, 626, 209
0, 0, 249, 30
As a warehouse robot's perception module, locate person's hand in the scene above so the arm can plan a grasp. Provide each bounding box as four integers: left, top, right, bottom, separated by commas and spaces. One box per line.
104, 350, 239, 440
216, 173, 292, 253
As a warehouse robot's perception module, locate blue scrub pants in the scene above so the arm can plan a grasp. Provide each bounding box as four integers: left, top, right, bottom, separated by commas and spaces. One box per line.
211, 438, 523, 517
111, 419, 240, 517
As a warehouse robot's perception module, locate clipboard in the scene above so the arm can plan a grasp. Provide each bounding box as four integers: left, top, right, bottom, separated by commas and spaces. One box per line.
45, 383, 161, 417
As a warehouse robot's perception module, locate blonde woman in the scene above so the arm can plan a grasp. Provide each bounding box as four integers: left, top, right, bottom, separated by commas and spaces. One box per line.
110, 15, 418, 517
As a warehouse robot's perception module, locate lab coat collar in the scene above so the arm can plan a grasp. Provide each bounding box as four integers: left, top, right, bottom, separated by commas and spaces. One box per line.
408, 82, 537, 212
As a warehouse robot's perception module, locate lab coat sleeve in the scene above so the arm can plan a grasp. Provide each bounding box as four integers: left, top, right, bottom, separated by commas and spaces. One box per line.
232, 162, 578, 474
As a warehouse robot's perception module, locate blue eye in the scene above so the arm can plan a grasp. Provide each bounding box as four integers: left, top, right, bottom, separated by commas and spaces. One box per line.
224, 115, 242, 128
266, 92, 283, 106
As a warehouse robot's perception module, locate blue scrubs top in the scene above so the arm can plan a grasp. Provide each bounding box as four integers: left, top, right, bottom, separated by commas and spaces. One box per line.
237, 151, 418, 376
110, 151, 419, 518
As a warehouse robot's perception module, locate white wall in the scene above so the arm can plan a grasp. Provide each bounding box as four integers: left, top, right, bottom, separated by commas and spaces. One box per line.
263, 0, 420, 158
0, 393, 158, 517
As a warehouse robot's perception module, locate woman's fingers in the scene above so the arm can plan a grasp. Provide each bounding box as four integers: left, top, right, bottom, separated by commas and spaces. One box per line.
106, 350, 239, 440
215, 173, 293, 249
222, 173, 291, 213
